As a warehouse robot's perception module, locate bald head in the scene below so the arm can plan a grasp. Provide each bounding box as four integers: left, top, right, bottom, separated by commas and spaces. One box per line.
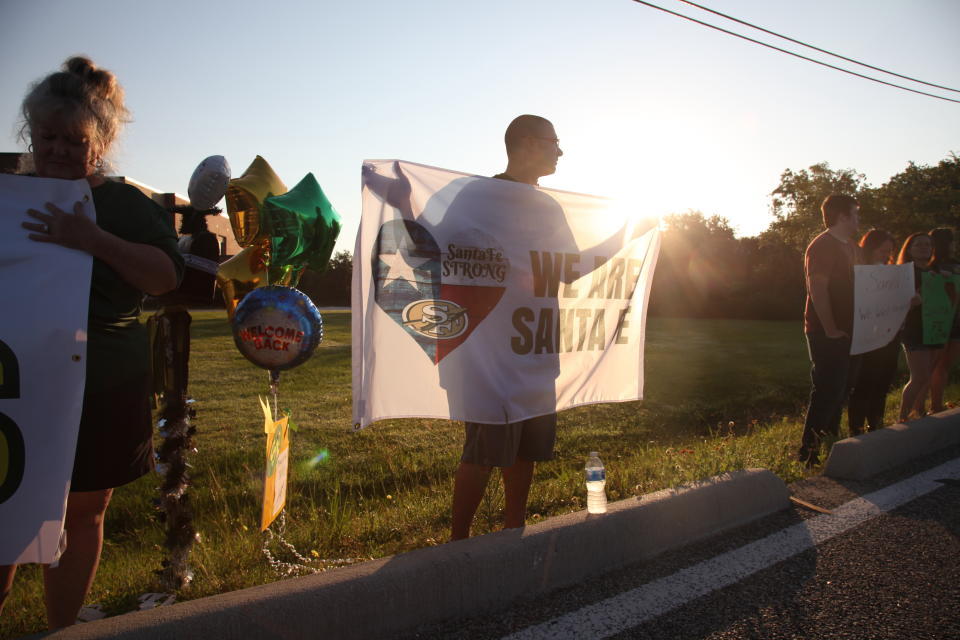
501, 114, 562, 184
504, 114, 554, 155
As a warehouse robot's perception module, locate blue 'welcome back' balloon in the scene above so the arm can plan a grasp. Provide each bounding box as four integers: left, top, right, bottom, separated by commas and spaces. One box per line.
231, 285, 323, 371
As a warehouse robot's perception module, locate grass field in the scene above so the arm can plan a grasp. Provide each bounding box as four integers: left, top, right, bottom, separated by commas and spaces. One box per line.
2, 312, 942, 637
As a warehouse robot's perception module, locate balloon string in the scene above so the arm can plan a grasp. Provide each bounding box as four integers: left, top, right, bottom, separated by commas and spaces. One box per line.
269, 370, 280, 421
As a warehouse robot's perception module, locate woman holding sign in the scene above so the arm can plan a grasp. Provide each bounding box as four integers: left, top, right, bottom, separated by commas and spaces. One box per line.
847, 229, 899, 434
929, 228, 960, 413
0, 57, 183, 628
897, 232, 942, 422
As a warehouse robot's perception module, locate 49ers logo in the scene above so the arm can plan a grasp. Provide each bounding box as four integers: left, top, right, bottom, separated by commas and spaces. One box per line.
402, 299, 468, 340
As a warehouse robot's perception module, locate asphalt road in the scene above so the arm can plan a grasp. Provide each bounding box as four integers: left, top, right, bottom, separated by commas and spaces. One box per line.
406, 445, 960, 640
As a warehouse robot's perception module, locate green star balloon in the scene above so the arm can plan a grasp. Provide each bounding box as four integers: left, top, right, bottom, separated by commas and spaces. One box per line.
262, 173, 342, 286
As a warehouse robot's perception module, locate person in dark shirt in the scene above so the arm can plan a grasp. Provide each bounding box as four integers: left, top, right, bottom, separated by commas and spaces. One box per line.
847, 229, 898, 434
1, 57, 182, 629
798, 194, 861, 466
928, 227, 959, 413
897, 232, 940, 421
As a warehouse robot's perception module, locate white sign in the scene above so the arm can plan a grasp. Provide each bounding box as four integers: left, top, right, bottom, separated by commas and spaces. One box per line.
352, 160, 660, 428
0, 174, 93, 564
851, 263, 915, 356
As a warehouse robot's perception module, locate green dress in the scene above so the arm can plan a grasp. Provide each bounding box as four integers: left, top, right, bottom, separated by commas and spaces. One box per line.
70, 180, 184, 491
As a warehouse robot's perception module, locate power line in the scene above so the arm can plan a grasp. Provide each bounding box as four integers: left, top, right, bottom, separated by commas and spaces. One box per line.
678, 0, 960, 94
629, 0, 960, 105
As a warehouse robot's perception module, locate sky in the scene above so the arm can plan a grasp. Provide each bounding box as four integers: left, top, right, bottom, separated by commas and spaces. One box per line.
2, 0, 958, 254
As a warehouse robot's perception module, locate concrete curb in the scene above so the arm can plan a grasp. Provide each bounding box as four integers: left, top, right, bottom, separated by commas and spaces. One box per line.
823, 407, 960, 480
43, 469, 788, 640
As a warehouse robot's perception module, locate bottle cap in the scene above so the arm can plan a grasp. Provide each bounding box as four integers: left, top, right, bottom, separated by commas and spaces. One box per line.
589, 451, 598, 457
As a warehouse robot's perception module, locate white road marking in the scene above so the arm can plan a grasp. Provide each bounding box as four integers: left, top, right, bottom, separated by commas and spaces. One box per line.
503, 457, 960, 640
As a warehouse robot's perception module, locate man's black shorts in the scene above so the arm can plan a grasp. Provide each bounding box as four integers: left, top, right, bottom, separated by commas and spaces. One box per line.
461, 414, 557, 467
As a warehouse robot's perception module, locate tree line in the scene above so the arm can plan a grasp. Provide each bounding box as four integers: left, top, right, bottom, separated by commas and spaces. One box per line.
301, 154, 959, 319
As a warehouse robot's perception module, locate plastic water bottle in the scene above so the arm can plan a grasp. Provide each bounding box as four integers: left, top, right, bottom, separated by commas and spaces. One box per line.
585, 451, 607, 514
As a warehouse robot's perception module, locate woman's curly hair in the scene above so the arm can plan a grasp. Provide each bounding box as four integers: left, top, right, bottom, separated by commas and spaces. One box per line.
18, 56, 131, 173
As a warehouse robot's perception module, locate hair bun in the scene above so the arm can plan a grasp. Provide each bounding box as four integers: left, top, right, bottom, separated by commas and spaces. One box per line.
64, 56, 98, 77
63, 56, 121, 105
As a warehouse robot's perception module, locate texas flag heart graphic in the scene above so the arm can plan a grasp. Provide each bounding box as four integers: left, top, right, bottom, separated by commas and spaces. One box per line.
373, 219, 508, 363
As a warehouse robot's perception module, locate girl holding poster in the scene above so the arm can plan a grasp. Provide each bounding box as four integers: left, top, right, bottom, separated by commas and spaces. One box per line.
897, 233, 943, 421
847, 229, 899, 434
929, 228, 960, 413
0, 57, 183, 628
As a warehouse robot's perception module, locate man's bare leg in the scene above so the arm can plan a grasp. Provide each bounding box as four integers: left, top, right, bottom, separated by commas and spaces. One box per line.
502, 458, 535, 529
451, 462, 493, 541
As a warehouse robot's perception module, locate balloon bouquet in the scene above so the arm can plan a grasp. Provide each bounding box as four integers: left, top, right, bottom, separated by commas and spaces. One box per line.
216, 157, 340, 547
217, 155, 339, 389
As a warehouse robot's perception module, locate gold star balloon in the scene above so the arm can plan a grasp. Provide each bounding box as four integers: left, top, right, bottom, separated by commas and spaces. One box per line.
224, 156, 287, 247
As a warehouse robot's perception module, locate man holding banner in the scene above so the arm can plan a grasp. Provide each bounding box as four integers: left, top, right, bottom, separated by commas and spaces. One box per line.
354, 116, 660, 541
450, 115, 567, 541
798, 194, 861, 466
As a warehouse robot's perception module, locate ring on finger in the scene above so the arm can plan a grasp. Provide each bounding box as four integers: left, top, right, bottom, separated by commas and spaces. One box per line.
41, 223, 50, 234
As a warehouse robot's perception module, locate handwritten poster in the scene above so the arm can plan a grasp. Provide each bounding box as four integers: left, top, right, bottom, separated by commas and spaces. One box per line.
851, 264, 915, 355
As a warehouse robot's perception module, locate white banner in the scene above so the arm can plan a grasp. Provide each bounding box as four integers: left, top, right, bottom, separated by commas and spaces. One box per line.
851, 263, 915, 356
352, 160, 660, 428
0, 174, 92, 564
